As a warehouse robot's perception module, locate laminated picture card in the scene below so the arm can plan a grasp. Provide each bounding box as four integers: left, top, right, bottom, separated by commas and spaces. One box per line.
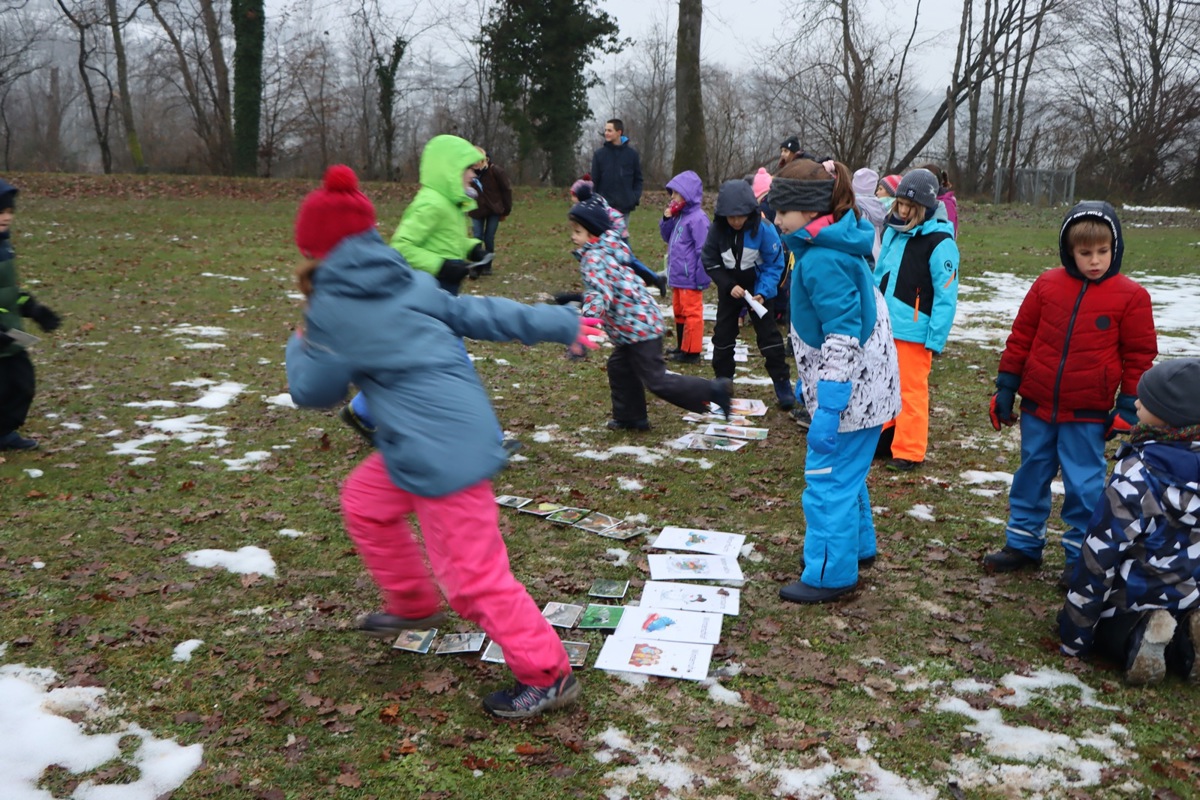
652, 526, 746, 557
640, 581, 741, 616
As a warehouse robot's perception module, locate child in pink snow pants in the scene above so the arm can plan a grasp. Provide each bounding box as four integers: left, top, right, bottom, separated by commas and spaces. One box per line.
285, 165, 599, 719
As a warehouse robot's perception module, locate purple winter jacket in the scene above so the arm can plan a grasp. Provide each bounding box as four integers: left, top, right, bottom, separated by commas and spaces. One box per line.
659, 171, 711, 291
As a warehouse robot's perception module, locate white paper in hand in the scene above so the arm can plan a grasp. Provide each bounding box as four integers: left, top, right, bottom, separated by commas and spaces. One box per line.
5, 328, 41, 347
744, 294, 768, 318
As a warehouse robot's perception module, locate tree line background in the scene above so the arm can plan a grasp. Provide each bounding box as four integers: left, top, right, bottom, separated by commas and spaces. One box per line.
1, 0, 1198, 203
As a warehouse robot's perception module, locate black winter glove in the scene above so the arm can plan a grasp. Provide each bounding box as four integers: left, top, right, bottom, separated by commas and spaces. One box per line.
19, 292, 61, 332
468, 242, 488, 263
438, 259, 470, 286
988, 371, 1020, 431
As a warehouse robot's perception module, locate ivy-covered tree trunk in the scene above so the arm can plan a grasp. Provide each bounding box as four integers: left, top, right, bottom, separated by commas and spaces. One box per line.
231, 0, 264, 177
672, 0, 706, 181
375, 36, 406, 182
482, 0, 623, 186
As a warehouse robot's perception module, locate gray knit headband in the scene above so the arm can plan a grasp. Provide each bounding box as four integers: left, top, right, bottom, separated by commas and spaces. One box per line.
767, 178, 834, 213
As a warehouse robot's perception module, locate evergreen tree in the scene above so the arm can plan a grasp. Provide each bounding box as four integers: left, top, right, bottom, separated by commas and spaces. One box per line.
481, 0, 623, 186
231, 0, 264, 176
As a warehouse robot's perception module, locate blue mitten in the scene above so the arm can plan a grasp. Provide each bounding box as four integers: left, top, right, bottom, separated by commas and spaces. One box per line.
809, 380, 852, 455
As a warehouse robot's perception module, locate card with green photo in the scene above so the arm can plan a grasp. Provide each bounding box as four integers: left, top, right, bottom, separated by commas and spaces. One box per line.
588, 578, 629, 598
545, 507, 591, 525
578, 604, 625, 629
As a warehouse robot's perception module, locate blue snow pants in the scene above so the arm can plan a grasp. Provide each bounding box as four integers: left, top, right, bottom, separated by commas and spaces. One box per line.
800, 425, 882, 589
1004, 414, 1107, 566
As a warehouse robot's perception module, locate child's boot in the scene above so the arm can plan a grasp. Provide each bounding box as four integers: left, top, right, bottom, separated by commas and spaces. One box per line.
666, 324, 684, 356
340, 400, 376, 445
1167, 609, 1199, 682
0, 431, 38, 450
710, 378, 733, 419
982, 546, 1042, 574
670, 351, 701, 364
773, 378, 795, 410
1125, 609, 1176, 686
483, 671, 581, 719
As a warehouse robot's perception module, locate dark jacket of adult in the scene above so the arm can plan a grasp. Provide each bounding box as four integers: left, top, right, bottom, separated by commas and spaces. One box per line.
590, 139, 643, 215
467, 162, 513, 220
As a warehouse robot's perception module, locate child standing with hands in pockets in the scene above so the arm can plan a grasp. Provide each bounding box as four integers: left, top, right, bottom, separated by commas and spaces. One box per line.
287, 166, 600, 719
659, 170, 711, 363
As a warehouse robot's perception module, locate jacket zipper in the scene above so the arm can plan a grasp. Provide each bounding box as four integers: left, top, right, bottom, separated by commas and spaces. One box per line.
1051, 281, 1088, 422
913, 289, 920, 322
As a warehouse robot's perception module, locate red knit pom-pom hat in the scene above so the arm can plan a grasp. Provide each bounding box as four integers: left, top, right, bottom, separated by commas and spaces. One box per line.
295, 165, 377, 260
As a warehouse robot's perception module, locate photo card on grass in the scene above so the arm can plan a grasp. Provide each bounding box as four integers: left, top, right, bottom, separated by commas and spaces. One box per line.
495, 495, 533, 509
613, 606, 723, 644
480, 641, 505, 664
541, 602, 584, 628
519, 502, 568, 517
668, 433, 748, 452
641, 581, 740, 616
574, 512, 622, 534
545, 508, 591, 526
578, 604, 625, 629
391, 628, 437, 653
588, 579, 629, 599
593, 636, 713, 681
652, 526, 746, 556
595, 523, 650, 541
434, 632, 486, 654
707, 398, 767, 417
647, 553, 744, 581
563, 641, 590, 667
703, 423, 768, 440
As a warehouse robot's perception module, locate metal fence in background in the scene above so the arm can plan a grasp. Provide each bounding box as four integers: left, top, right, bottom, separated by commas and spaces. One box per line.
994, 167, 1076, 205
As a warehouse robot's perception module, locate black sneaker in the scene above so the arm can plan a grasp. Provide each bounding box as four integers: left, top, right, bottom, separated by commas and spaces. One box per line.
357, 611, 447, 640
710, 378, 734, 420
670, 351, 702, 364
340, 404, 376, 444
790, 406, 812, 429
0, 431, 38, 450
982, 546, 1042, 574
606, 419, 651, 431
483, 672, 581, 719
773, 380, 795, 410
886, 458, 921, 472
1125, 610, 1176, 686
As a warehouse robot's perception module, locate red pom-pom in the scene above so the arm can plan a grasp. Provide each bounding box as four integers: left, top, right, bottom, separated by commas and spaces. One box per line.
581, 172, 592, 181
323, 165, 359, 192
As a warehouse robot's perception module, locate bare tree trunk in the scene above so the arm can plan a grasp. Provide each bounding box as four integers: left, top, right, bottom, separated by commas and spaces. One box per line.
56, 0, 113, 173
887, 0, 922, 170
1005, 0, 1049, 200
106, 0, 145, 171
672, 0, 707, 181
198, 0, 233, 173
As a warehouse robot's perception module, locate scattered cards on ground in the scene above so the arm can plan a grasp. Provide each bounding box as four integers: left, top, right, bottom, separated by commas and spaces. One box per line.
613, 606, 723, 644
647, 553, 744, 581
703, 423, 768, 440
519, 502, 568, 516
596, 522, 650, 540
578, 604, 625, 629
545, 507, 591, 525
641, 580, 741, 615
495, 495, 532, 508
593, 636, 714, 681
480, 641, 506, 664
563, 641, 590, 667
682, 411, 753, 427
652, 526, 746, 556
707, 398, 767, 417
588, 578, 630, 598
574, 512, 622, 533
541, 602, 584, 628
669, 433, 748, 452
435, 632, 486, 654
391, 628, 437, 653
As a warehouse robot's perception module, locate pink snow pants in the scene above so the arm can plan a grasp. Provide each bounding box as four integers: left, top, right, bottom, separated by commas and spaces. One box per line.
340, 453, 569, 687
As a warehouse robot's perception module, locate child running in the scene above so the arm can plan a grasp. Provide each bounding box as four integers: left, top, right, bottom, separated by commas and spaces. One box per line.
569, 196, 732, 430
287, 165, 599, 719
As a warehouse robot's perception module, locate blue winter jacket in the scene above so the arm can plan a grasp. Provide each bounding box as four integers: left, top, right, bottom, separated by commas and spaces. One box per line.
701, 179, 785, 300
784, 210, 877, 350
659, 171, 711, 291
1059, 436, 1200, 657
590, 138, 644, 214
874, 216, 959, 353
286, 230, 579, 497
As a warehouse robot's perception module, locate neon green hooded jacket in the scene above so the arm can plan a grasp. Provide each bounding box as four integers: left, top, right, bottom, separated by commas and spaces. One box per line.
390, 135, 483, 275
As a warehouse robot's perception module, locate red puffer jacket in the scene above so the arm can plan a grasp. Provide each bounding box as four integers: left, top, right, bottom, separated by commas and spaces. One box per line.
998, 267, 1156, 423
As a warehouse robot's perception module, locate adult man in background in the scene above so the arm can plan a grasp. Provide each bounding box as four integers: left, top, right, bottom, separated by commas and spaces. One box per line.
591, 119, 643, 217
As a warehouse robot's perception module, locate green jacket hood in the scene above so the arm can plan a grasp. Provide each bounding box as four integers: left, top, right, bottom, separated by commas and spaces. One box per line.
419, 135, 482, 210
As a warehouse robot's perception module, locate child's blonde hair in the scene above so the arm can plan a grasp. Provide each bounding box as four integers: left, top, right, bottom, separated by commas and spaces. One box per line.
891, 198, 924, 233
296, 257, 319, 298
1066, 219, 1112, 250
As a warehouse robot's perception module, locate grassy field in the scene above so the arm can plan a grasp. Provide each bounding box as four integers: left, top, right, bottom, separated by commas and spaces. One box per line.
2, 173, 1199, 800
